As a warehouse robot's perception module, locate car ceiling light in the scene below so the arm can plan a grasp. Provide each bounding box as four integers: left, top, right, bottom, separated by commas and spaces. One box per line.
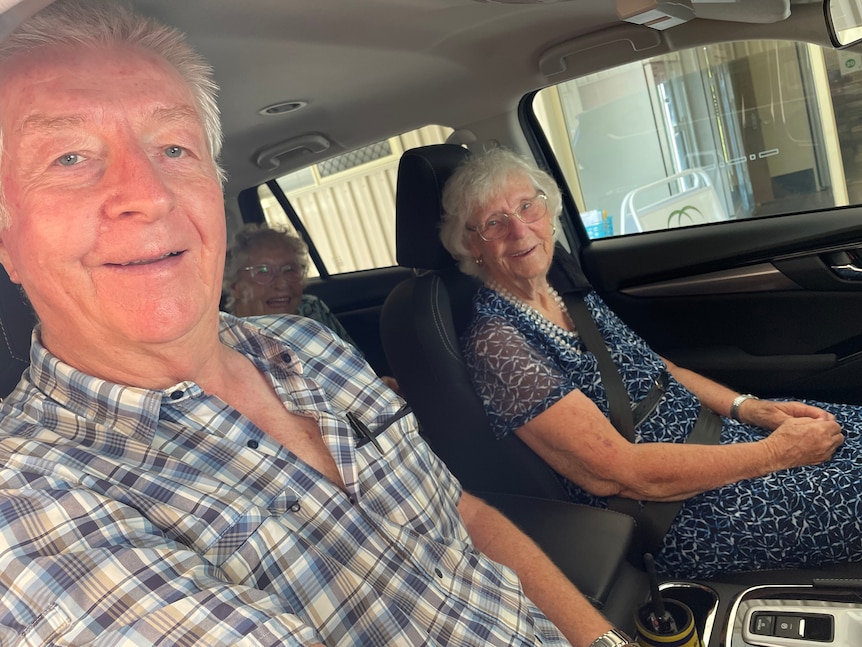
616, 0, 694, 30
258, 100, 308, 116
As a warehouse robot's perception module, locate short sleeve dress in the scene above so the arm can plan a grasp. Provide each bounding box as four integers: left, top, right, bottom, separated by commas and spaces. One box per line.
462, 287, 862, 579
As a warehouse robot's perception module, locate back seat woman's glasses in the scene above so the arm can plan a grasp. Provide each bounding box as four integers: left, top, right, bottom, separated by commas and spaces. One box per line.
241, 263, 305, 285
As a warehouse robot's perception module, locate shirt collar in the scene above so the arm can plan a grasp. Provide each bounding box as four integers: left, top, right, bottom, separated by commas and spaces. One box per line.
27, 326, 166, 442
25, 314, 289, 443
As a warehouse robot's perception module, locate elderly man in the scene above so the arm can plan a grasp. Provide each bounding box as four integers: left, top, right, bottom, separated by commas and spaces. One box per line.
0, 1, 635, 646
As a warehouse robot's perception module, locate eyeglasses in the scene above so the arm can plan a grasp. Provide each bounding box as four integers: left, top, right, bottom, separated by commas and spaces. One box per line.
466, 192, 548, 241
241, 263, 305, 285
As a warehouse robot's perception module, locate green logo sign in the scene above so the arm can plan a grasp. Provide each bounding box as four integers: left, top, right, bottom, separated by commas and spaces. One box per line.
667, 205, 705, 228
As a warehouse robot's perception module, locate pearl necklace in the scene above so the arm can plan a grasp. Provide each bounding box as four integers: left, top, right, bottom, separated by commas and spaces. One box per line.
489, 282, 578, 345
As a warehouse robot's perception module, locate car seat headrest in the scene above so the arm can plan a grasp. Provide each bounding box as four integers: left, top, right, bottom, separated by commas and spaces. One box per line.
395, 144, 471, 271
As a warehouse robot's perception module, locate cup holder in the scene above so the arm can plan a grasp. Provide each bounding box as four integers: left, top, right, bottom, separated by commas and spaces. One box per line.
658, 582, 720, 645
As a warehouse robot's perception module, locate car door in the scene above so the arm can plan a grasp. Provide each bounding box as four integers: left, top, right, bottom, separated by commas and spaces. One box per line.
530, 37, 862, 406
579, 212, 862, 406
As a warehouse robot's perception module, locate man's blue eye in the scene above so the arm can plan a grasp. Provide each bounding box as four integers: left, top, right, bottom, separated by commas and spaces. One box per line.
57, 154, 81, 166
165, 146, 184, 158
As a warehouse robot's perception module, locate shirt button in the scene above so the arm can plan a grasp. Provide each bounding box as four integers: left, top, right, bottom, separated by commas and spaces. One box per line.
434, 567, 443, 578
169, 390, 184, 400
247, 440, 259, 449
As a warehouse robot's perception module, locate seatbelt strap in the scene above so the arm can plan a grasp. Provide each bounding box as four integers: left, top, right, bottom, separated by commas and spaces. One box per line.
564, 296, 636, 443
561, 292, 721, 554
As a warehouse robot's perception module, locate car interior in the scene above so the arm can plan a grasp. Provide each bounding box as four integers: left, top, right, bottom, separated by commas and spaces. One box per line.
3, 0, 862, 644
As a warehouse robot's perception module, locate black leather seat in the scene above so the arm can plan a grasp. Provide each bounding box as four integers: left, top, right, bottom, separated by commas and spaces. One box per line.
381, 144, 648, 627
382, 143, 572, 499
0, 265, 34, 400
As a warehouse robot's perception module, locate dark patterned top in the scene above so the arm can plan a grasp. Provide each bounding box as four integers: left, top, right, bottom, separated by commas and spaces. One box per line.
462, 287, 862, 579
296, 293, 357, 348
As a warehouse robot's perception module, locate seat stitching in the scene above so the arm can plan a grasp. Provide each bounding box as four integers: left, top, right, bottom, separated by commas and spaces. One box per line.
0, 314, 28, 363
429, 276, 460, 361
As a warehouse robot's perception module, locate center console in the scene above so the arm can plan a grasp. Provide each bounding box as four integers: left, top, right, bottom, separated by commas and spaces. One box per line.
658, 566, 862, 647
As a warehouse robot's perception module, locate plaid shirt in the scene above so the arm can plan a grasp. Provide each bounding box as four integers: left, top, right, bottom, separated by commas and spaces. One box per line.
0, 314, 567, 646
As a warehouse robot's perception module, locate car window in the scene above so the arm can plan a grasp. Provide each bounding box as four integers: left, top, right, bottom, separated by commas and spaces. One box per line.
534, 40, 862, 239
257, 125, 453, 276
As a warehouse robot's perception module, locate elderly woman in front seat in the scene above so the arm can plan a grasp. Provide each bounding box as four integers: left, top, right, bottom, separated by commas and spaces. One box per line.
439, 148, 861, 580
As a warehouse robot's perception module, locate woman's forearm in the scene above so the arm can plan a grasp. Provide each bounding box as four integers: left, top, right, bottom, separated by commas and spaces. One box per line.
611, 440, 778, 501
661, 356, 740, 418
518, 389, 843, 502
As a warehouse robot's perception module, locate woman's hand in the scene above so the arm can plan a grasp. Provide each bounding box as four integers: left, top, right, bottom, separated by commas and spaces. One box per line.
760, 416, 844, 470
738, 398, 835, 430
662, 356, 836, 431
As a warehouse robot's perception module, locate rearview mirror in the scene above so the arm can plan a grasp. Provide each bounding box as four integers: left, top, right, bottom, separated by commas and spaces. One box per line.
828, 0, 862, 47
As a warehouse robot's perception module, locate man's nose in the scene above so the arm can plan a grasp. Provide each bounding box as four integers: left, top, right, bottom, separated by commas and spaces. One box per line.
101, 148, 175, 220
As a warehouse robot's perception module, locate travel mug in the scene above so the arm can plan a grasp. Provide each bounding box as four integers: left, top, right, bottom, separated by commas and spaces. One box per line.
635, 554, 703, 647
635, 598, 702, 647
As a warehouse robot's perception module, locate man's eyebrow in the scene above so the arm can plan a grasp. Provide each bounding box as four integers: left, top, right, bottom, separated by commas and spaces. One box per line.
150, 105, 201, 125
20, 114, 85, 133
20, 106, 200, 133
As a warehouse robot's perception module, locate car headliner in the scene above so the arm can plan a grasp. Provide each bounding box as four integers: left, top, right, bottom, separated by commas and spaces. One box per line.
1, 0, 835, 195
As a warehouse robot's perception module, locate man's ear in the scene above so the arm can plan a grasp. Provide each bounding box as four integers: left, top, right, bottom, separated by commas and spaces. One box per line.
0, 234, 21, 284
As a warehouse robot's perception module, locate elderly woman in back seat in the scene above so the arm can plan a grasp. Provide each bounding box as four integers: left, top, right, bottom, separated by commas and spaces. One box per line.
224, 225, 357, 345
439, 147, 862, 580
224, 224, 400, 393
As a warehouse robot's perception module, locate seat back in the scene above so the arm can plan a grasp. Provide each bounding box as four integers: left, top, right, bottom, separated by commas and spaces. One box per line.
381, 144, 569, 499
0, 265, 35, 400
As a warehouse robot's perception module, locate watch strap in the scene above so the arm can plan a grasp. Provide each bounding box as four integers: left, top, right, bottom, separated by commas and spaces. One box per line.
730, 393, 758, 421
588, 628, 639, 647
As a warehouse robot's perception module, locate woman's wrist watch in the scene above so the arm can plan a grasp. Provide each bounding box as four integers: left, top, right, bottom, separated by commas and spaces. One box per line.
730, 393, 758, 421
588, 628, 639, 647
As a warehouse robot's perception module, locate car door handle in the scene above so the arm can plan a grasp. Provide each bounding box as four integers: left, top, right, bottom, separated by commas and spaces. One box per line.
826, 251, 862, 281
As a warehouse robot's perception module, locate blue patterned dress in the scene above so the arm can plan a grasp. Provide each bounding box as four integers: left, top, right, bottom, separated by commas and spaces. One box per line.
461, 287, 862, 579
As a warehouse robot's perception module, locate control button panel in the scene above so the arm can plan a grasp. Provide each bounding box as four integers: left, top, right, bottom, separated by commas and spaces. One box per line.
732, 588, 862, 647
749, 612, 833, 642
